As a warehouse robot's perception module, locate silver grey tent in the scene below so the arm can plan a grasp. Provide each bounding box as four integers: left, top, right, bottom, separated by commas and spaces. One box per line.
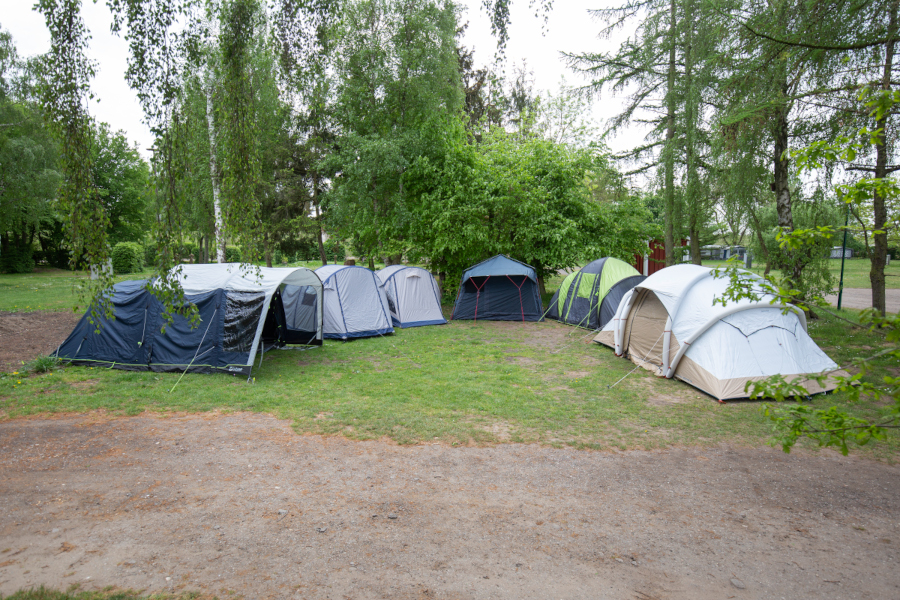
375, 265, 446, 328
315, 265, 394, 339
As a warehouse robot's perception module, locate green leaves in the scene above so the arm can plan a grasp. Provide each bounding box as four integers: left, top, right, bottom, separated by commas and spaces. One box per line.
37, 0, 114, 328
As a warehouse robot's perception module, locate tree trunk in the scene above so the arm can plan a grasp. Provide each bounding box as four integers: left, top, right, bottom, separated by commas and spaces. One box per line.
205, 69, 226, 263
264, 230, 273, 268
747, 203, 771, 276
664, 0, 677, 266
851, 206, 870, 258
684, 0, 703, 265
772, 79, 798, 283
313, 172, 327, 266
535, 260, 547, 297
870, 0, 897, 316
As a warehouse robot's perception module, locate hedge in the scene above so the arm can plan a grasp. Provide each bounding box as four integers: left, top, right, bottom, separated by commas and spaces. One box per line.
112, 242, 144, 274
0, 244, 35, 274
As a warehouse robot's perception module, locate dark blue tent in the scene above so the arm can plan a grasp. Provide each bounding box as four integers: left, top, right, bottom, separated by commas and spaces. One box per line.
54, 264, 323, 377
451, 255, 543, 321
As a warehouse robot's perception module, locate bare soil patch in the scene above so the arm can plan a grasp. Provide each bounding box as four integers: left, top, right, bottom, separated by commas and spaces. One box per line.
1, 413, 899, 599
0, 311, 80, 372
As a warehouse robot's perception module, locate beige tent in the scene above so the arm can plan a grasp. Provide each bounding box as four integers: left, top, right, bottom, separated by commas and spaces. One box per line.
594, 265, 844, 401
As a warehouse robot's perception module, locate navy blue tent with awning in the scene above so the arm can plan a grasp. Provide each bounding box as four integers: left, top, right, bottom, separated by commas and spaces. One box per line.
451, 255, 543, 321
54, 264, 324, 377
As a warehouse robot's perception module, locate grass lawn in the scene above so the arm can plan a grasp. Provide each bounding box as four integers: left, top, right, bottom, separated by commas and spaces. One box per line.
703, 256, 900, 290
1, 266, 899, 460
0, 587, 209, 599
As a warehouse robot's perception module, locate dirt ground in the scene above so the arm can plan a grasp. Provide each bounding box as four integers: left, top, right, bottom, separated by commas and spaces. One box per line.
0, 311, 80, 372
1, 414, 899, 600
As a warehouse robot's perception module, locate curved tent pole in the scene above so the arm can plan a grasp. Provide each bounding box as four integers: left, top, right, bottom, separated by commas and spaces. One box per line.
663, 301, 807, 378
660, 269, 714, 372
614, 289, 639, 356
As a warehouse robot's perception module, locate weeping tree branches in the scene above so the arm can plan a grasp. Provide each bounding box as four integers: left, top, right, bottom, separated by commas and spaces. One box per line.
37, 0, 112, 326
37, 0, 282, 327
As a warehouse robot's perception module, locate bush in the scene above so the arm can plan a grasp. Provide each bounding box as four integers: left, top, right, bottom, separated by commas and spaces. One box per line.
225, 245, 242, 262
324, 239, 345, 263
177, 241, 200, 262
0, 244, 35, 274
111, 242, 144, 274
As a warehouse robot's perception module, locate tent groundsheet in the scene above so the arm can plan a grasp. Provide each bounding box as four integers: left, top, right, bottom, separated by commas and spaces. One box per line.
547, 257, 645, 330
594, 264, 845, 400
375, 265, 446, 328
451, 255, 543, 321
315, 265, 394, 339
55, 264, 323, 377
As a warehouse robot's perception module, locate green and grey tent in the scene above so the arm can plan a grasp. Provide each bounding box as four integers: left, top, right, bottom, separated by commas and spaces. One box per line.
547, 258, 645, 330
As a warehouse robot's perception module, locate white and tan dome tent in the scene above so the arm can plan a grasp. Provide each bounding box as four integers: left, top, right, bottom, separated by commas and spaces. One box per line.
594, 264, 842, 401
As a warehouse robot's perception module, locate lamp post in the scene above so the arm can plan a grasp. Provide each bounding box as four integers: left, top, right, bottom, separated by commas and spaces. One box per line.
837, 202, 850, 311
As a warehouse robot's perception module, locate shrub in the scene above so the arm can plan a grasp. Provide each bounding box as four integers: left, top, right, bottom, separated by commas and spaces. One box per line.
324, 239, 345, 263
0, 244, 35, 274
111, 242, 144, 274
225, 245, 242, 262
177, 241, 200, 262
144, 243, 157, 267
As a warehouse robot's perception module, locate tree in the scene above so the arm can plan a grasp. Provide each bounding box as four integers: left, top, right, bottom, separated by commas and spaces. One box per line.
714, 0, 898, 311
326, 0, 464, 268
91, 122, 152, 246
404, 124, 653, 291
716, 90, 900, 454
0, 29, 61, 273
565, 0, 720, 267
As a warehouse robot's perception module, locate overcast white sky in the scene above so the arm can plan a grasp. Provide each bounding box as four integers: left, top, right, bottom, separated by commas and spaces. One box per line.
1, 0, 641, 158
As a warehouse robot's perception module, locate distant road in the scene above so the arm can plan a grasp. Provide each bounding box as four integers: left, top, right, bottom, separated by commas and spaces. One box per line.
824, 288, 900, 313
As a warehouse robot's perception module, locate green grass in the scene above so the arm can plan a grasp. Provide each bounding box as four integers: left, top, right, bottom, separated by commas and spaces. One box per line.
704, 257, 900, 290
0, 586, 210, 600
0, 268, 150, 313
1, 266, 897, 459
1, 305, 897, 458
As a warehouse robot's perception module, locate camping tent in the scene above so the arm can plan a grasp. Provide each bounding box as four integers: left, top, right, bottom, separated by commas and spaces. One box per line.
315, 265, 394, 339
547, 257, 646, 330
451, 255, 543, 321
54, 264, 323, 377
593, 264, 842, 400
375, 265, 446, 328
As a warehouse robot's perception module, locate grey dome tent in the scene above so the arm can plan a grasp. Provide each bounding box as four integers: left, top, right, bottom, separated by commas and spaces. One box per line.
315, 265, 394, 339
451, 255, 543, 321
54, 264, 324, 377
547, 257, 645, 330
375, 265, 447, 328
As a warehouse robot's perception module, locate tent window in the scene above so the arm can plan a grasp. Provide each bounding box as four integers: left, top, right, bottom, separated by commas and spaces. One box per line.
223, 291, 265, 353
576, 273, 597, 299
300, 289, 317, 306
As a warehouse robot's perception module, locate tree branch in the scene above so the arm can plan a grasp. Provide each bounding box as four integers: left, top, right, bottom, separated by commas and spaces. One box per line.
741, 21, 889, 51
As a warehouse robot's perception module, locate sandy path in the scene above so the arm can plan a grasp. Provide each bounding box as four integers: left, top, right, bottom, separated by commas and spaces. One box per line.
824, 288, 900, 313
1, 413, 899, 600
